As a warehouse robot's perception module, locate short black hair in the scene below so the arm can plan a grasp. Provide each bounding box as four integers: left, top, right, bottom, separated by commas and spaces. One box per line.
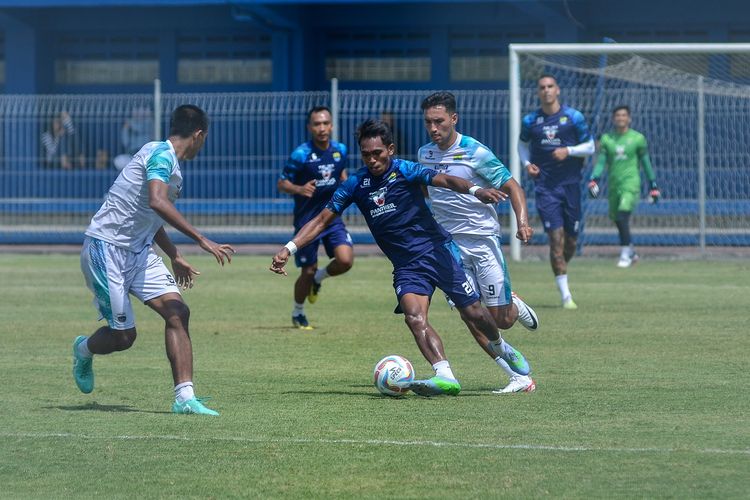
356, 119, 393, 147
612, 105, 631, 115
421, 91, 457, 114
169, 104, 208, 138
307, 106, 332, 123
538, 74, 558, 85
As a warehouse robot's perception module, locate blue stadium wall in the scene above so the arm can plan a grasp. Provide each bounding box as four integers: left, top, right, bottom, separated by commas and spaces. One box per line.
1, 0, 750, 94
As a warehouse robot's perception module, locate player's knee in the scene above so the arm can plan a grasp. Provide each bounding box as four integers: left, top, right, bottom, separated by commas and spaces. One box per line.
112, 329, 137, 351
403, 312, 427, 333
165, 301, 190, 328
337, 255, 354, 271
301, 265, 317, 278
493, 306, 515, 330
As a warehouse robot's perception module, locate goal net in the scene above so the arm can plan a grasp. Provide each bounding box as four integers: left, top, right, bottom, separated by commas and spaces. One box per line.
509, 44, 750, 258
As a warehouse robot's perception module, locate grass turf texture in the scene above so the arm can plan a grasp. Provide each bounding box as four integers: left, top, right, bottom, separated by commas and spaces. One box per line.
0, 253, 748, 498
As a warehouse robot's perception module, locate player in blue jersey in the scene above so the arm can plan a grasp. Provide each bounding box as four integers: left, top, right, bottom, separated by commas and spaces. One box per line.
278, 106, 354, 329
73, 105, 235, 416
271, 119, 531, 397
518, 75, 594, 309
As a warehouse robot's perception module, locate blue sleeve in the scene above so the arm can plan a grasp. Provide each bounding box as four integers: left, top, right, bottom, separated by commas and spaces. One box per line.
396, 159, 438, 185
571, 109, 592, 143
473, 146, 512, 189
325, 176, 357, 214
519, 114, 533, 142
146, 149, 173, 183
280, 149, 306, 182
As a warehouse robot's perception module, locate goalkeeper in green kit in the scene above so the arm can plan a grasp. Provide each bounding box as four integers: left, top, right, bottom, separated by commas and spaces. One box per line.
588, 106, 660, 268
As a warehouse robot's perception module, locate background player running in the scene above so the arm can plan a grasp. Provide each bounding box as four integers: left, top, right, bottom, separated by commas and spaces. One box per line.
588, 105, 660, 268
518, 74, 594, 309
278, 106, 354, 329
271, 119, 532, 397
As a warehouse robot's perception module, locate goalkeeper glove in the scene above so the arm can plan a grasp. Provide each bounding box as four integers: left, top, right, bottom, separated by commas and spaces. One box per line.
587, 179, 600, 198
649, 182, 660, 203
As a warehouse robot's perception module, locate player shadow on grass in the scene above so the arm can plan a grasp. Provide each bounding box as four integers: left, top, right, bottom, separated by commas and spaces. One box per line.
283, 385, 488, 398
45, 402, 171, 414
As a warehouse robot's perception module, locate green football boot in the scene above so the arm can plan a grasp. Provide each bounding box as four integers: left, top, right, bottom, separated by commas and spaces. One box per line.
172, 397, 219, 416
408, 376, 461, 397
72, 335, 94, 394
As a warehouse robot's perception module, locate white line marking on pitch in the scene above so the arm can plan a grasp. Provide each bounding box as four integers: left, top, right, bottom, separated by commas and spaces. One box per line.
1, 432, 748, 456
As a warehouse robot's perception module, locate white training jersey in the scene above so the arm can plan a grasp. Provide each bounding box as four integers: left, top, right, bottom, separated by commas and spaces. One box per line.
419, 133, 512, 236
85, 140, 182, 252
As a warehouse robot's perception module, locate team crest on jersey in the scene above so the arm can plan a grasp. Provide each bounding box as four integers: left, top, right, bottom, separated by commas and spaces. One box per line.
318, 164, 334, 180
333, 151, 341, 162
369, 187, 388, 207
559, 116, 568, 125
368, 186, 397, 218
542, 125, 561, 146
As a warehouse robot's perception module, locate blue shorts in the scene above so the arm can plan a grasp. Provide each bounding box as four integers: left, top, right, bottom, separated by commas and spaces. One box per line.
393, 241, 480, 312
295, 219, 352, 268
535, 183, 582, 236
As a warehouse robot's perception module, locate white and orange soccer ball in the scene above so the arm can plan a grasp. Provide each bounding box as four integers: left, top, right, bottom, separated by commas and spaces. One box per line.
373, 355, 414, 396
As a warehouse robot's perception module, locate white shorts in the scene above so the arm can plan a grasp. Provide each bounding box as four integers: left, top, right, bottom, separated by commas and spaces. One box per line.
80, 237, 180, 330
452, 233, 512, 307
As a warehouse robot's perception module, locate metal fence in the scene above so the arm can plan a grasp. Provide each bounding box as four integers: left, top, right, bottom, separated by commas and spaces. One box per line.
0, 87, 748, 247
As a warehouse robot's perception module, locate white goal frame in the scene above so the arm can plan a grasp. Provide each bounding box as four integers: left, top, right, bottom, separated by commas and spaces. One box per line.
508, 43, 750, 261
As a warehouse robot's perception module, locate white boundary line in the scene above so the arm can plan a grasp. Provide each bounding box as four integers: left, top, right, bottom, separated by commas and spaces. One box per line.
2, 432, 748, 456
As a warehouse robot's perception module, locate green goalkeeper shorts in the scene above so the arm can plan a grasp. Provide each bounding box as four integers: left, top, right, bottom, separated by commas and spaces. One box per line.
608, 189, 639, 220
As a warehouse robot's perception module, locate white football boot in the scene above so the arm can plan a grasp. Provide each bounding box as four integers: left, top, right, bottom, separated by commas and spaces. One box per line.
493, 375, 536, 394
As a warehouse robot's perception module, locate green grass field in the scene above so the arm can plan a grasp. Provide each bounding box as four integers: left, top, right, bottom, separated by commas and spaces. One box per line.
0, 253, 748, 498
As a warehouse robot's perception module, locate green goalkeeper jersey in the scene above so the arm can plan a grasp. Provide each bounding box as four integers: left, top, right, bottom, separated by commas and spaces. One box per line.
592, 128, 656, 192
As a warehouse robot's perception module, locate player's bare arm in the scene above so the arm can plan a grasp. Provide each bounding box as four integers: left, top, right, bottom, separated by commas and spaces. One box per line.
431, 173, 507, 204
148, 180, 235, 265
153, 227, 199, 290
277, 178, 316, 198
500, 178, 534, 244
271, 208, 339, 275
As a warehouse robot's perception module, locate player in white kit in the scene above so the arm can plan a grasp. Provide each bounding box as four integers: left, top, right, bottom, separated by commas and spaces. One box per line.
418, 92, 539, 394
72, 104, 235, 415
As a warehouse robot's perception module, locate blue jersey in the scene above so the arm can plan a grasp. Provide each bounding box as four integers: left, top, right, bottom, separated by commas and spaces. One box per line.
520, 105, 591, 188
325, 159, 451, 268
280, 141, 348, 229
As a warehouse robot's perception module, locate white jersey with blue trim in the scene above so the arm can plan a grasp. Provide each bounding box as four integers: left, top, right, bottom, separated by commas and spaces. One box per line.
419, 133, 511, 236
85, 140, 183, 252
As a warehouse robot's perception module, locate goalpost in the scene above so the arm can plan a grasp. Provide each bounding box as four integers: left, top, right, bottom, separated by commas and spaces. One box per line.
508, 43, 750, 261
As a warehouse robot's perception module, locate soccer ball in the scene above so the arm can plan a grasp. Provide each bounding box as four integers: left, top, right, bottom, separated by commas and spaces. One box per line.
373, 355, 414, 396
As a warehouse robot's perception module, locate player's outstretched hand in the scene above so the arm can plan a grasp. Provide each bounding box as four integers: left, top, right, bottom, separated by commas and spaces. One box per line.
199, 238, 235, 266
475, 188, 506, 204
270, 249, 290, 276
516, 224, 534, 244
171, 255, 200, 290
588, 180, 600, 198
526, 163, 540, 178
299, 180, 317, 198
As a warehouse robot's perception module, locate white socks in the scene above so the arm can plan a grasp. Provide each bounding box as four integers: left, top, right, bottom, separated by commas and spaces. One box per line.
175, 381, 195, 403
76, 337, 92, 358
556, 274, 572, 301
432, 360, 456, 380
293, 302, 305, 316
495, 356, 516, 378
314, 267, 330, 284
